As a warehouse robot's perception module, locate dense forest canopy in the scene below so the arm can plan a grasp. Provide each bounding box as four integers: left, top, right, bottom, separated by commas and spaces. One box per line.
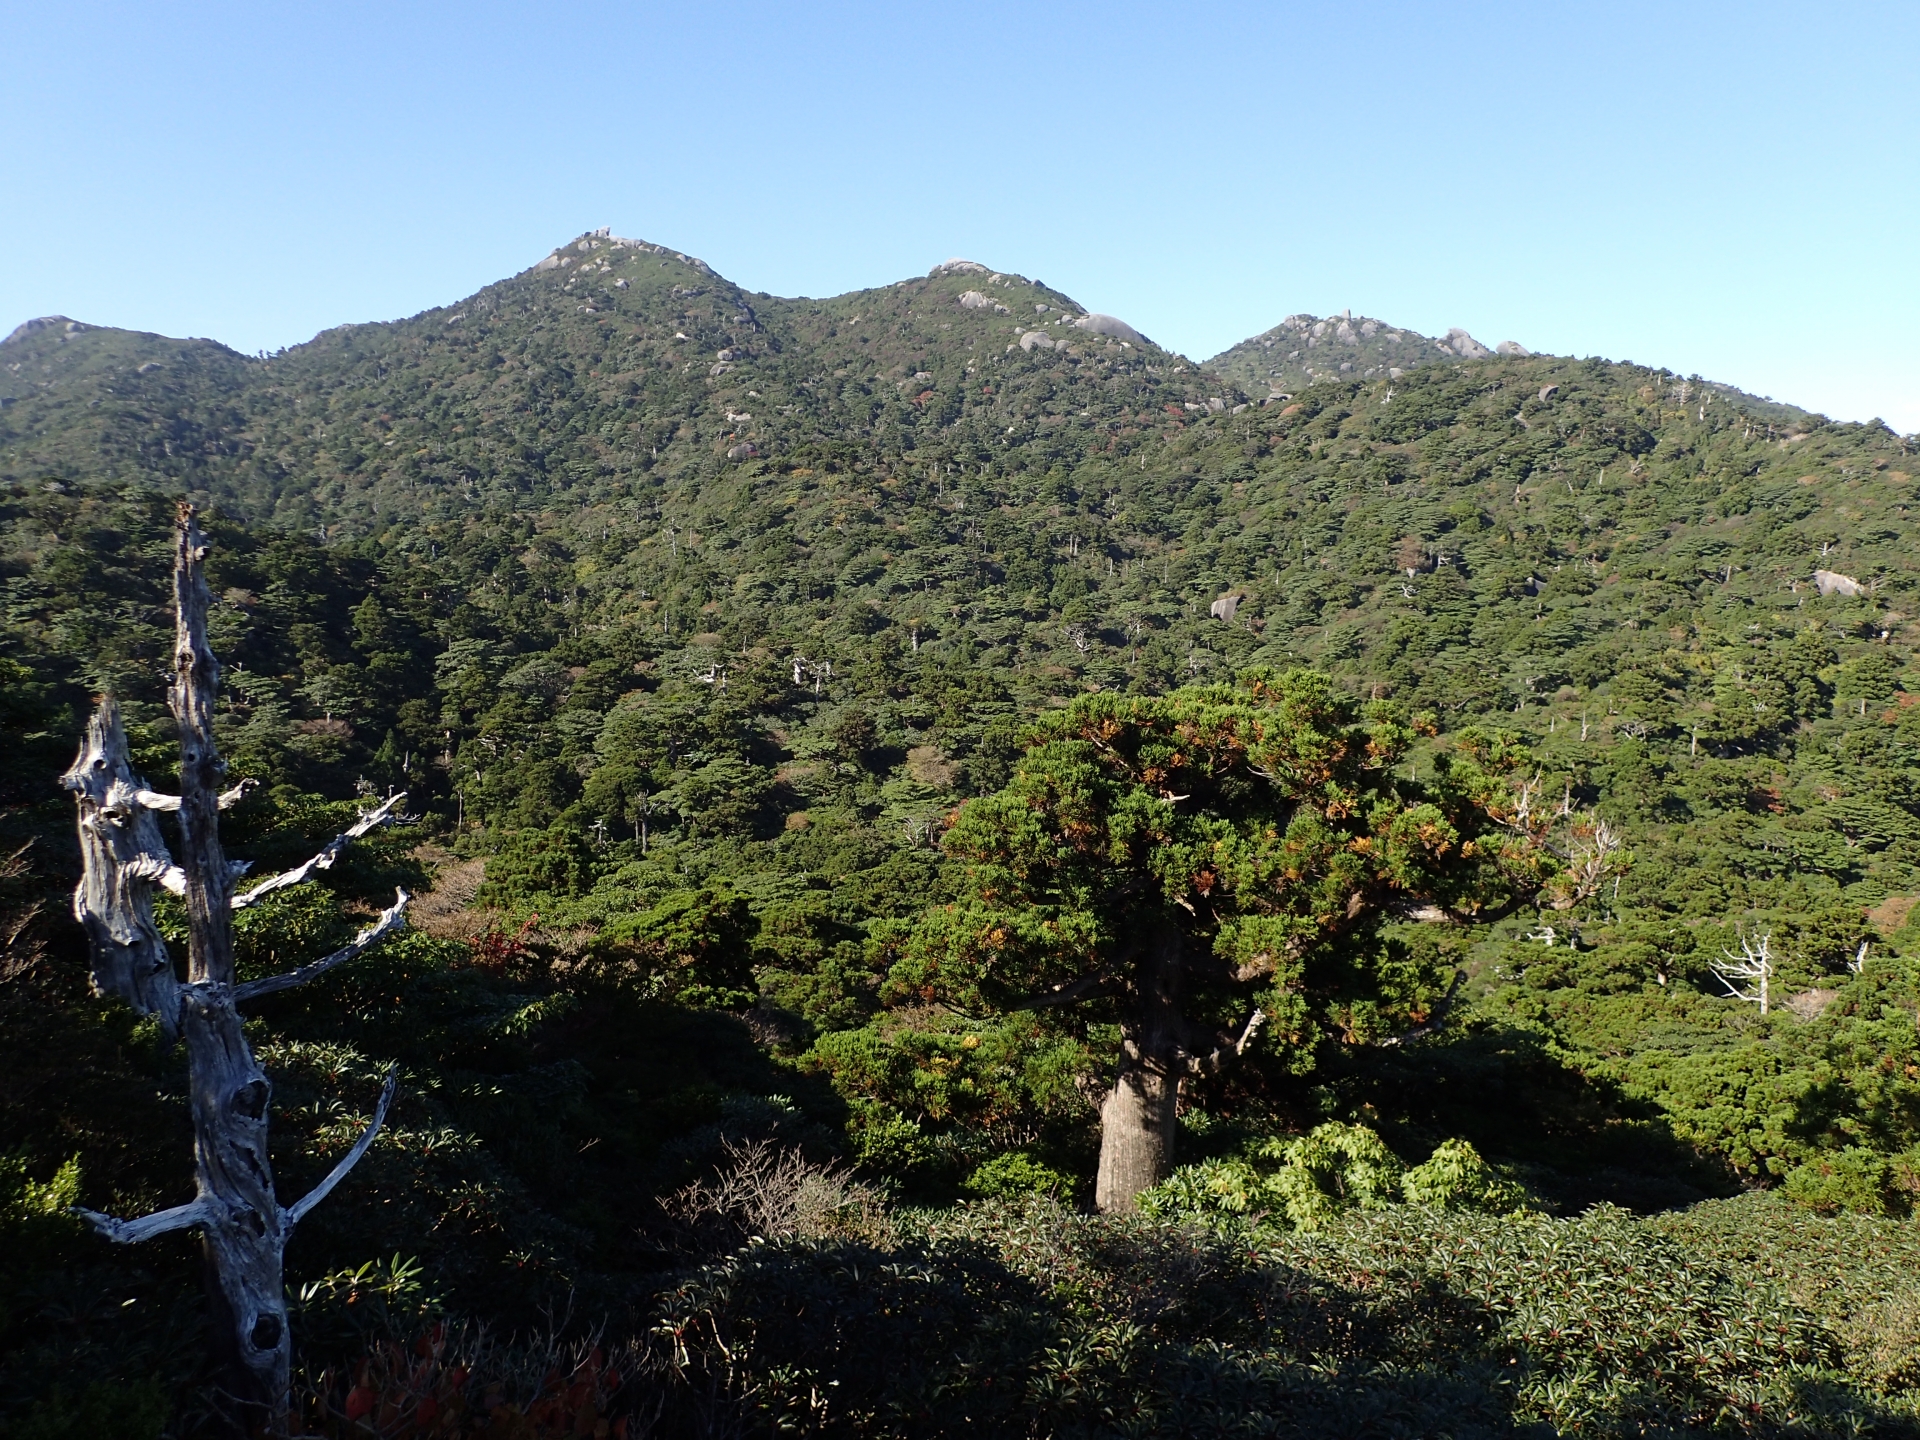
4, 233, 1920, 1436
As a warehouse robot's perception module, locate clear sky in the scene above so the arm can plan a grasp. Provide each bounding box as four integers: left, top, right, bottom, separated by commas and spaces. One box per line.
4, 1, 1916, 430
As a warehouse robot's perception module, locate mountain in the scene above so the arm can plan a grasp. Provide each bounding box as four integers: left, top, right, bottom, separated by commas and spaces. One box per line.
6, 231, 1920, 1432
2, 234, 1254, 530
1203, 310, 1520, 395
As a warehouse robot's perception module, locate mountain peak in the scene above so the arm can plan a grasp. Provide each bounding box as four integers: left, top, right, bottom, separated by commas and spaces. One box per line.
526, 231, 716, 278
2, 316, 85, 347
1205, 312, 1524, 392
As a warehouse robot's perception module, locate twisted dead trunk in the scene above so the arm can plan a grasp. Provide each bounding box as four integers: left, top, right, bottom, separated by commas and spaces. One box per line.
66, 505, 407, 1435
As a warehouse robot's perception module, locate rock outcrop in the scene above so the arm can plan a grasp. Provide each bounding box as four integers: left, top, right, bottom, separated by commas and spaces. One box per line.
1072, 313, 1146, 346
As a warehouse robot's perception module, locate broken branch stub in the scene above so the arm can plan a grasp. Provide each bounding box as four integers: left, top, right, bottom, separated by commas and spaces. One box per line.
60, 698, 182, 1034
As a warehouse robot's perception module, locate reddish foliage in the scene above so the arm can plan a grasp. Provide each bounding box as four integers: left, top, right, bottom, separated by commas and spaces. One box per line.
466, 915, 538, 976
306, 1329, 634, 1438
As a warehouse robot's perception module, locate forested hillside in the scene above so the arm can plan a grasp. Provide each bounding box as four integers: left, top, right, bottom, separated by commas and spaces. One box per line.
5, 234, 1920, 1436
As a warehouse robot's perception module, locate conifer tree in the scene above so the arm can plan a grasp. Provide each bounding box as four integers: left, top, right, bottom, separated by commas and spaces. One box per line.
893, 671, 1545, 1210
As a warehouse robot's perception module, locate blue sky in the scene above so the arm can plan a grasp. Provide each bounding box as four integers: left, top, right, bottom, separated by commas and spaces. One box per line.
4, 1, 1916, 429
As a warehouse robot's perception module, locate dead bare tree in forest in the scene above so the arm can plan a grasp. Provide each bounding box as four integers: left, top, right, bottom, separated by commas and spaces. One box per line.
61, 505, 412, 1433
1711, 931, 1775, 1015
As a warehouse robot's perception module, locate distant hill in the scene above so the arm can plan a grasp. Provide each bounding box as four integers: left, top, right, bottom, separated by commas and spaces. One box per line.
1, 235, 1254, 529
1204, 312, 1818, 431
1203, 311, 1521, 396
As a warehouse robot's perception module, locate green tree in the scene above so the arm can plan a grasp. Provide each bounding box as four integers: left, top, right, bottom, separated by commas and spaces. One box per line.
891, 670, 1539, 1210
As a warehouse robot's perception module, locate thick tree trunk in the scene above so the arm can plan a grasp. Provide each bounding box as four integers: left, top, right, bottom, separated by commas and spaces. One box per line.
1094, 1059, 1178, 1212
1094, 921, 1186, 1214
170, 508, 292, 1430
61, 700, 181, 1033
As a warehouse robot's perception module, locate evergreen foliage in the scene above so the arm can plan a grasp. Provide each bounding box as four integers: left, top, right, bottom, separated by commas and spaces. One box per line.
3, 235, 1920, 1431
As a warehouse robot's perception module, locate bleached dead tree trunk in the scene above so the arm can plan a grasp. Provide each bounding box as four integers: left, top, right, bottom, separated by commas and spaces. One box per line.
1711, 931, 1774, 1015
62, 505, 412, 1433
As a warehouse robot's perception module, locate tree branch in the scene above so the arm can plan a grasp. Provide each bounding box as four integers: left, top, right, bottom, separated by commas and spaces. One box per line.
135, 779, 257, 813
283, 1069, 397, 1230
230, 793, 407, 911
232, 890, 410, 1003
1008, 966, 1120, 1011
1182, 1007, 1268, 1076
1235, 1006, 1268, 1055
1377, 970, 1464, 1047
74, 1195, 214, 1244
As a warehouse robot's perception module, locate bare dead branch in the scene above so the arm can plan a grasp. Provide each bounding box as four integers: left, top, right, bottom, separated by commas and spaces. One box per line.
231, 792, 409, 911
73, 1195, 214, 1245
284, 1069, 397, 1229
232, 889, 411, 1003
1235, 1006, 1267, 1055
1180, 1006, 1269, 1077
1711, 931, 1774, 1014
135, 779, 257, 812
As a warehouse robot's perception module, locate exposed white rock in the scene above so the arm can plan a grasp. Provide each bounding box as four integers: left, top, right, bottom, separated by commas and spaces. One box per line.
932, 258, 990, 276
1538, 384, 1558, 402
1813, 569, 1866, 597
4, 316, 78, 346
1445, 328, 1492, 359
726, 442, 758, 461
1019, 330, 1056, 351
1210, 590, 1247, 621
1496, 340, 1532, 356
958, 291, 992, 310
1072, 313, 1146, 346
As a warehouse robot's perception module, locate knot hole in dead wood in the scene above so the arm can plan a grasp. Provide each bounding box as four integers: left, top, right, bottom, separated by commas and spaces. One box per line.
232, 1078, 269, 1121
249, 1311, 282, 1352
242, 1206, 268, 1238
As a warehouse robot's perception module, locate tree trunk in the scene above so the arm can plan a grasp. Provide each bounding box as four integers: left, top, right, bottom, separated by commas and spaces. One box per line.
171, 507, 292, 1430
1094, 920, 1186, 1213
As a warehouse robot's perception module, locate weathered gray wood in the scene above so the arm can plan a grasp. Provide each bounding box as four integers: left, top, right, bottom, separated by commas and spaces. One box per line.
60, 699, 182, 1034
66, 505, 411, 1434
284, 1069, 396, 1227
134, 779, 256, 813
73, 1194, 213, 1243
231, 791, 407, 911
232, 888, 411, 1002
169, 505, 295, 1423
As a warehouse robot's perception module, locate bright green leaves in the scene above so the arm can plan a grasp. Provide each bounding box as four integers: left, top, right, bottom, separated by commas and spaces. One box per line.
1138, 1123, 1531, 1230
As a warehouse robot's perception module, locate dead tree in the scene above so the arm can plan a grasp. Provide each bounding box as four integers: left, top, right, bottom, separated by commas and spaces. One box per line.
1711, 931, 1774, 1015
61, 505, 412, 1431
